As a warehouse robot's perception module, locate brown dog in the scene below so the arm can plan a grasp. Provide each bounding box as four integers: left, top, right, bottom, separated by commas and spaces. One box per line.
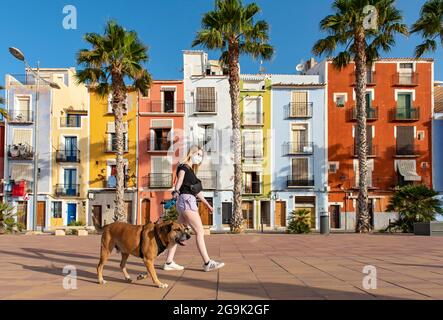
96, 221, 190, 288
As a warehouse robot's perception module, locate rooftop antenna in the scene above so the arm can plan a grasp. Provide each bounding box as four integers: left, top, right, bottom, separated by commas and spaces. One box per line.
259, 60, 265, 74
296, 60, 306, 74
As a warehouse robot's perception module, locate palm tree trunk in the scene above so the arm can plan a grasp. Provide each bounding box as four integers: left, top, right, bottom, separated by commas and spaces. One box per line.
354, 28, 371, 233
111, 72, 127, 223
228, 41, 243, 233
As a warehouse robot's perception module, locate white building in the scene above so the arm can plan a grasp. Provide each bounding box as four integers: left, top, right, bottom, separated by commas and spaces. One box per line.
183, 50, 234, 231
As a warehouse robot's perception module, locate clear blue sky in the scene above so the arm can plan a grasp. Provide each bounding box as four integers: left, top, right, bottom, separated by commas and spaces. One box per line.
1, 0, 441, 88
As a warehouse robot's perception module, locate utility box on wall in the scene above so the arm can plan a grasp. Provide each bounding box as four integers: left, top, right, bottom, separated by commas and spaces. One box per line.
414, 222, 443, 236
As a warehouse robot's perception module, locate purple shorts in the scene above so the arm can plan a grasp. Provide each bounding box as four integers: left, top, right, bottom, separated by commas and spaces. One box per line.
177, 194, 198, 214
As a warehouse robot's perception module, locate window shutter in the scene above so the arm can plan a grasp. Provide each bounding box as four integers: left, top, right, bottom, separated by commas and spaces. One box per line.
107, 94, 113, 113
397, 126, 414, 154
243, 132, 254, 157
196, 87, 215, 112
107, 134, 112, 151
107, 122, 115, 133
291, 91, 308, 117
254, 132, 263, 158
12, 129, 32, 145
150, 129, 156, 151
292, 158, 308, 180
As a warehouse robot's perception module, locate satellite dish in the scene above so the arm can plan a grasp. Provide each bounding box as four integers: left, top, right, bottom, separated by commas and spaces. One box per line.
296, 63, 305, 73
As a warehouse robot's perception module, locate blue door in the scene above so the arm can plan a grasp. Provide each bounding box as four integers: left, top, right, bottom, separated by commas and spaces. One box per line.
64, 169, 77, 196
65, 137, 78, 162
67, 203, 77, 225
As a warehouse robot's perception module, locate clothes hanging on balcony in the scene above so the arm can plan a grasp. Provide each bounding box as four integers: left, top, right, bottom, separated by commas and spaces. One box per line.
397, 160, 421, 181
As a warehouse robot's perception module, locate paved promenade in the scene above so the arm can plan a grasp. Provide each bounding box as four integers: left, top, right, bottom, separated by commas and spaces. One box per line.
0, 233, 442, 300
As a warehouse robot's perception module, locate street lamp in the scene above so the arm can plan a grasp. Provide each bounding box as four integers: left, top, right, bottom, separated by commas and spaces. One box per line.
9, 47, 60, 231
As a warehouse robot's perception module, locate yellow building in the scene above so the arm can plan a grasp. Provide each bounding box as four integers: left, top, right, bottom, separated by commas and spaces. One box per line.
240, 75, 272, 230
88, 90, 138, 226
46, 68, 89, 228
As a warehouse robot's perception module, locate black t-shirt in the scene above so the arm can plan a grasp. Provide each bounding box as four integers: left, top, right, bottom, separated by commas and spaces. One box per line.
176, 164, 200, 195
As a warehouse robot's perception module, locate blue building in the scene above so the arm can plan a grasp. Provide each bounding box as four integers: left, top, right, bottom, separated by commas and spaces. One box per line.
270, 75, 328, 230
433, 83, 443, 221
4, 73, 53, 231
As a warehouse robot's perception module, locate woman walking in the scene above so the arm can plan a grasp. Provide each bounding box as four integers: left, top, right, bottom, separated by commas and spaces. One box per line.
163, 145, 225, 272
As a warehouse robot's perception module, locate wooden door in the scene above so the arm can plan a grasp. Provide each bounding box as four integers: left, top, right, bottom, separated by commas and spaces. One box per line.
275, 201, 286, 227
198, 199, 213, 226
37, 201, 46, 228
329, 205, 341, 229
141, 199, 151, 225
125, 201, 133, 224
92, 205, 102, 228
241, 201, 254, 229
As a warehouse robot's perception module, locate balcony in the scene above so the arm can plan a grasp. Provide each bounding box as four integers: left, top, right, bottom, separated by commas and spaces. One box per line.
285, 102, 313, 119
144, 174, 173, 189
149, 138, 172, 152
56, 150, 80, 163
350, 176, 398, 190
60, 116, 81, 128
55, 184, 80, 197
146, 101, 185, 114
242, 149, 264, 160
7, 74, 37, 86
393, 72, 419, 86
353, 144, 377, 157
391, 107, 420, 121
242, 112, 265, 126
105, 138, 129, 153
287, 176, 315, 188
8, 110, 34, 124
199, 171, 218, 190
396, 144, 420, 157
243, 181, 262, 195
283, 142, 314, 156
349, 107, 378, 121
8, 144, 34, 160
351, 71, 376, 86
189, 100, 218, 115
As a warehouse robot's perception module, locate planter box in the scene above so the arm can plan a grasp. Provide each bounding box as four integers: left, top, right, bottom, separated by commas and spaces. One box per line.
414, 222, 443, 236
204, 226, 211, 236
55, 230, 66, 237
76, 229, 88, 237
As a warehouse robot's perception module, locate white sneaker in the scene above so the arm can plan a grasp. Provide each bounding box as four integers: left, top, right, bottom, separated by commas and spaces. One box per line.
203, 260, 225, 272
163, 261, 184, 271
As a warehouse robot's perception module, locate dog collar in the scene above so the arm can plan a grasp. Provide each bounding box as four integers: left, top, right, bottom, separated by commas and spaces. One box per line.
154, 227, 167, 256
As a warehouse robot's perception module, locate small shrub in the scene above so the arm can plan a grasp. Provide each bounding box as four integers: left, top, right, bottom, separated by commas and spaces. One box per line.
0, 202, 21, 234
68, 221, 85, 227
287, 209, 311, 234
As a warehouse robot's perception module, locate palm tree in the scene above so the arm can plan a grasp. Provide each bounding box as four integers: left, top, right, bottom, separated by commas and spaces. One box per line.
313, 0, 408, 233
386, 185, 443, 233
192, 0, 274, 233
411, 0, 443, 57
76, 21, 151, 222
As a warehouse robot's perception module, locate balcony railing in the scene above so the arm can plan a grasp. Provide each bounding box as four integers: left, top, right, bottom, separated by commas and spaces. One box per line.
286, 102, 313, 119
56, 150, 80, 163
189, 100, 217, 115
146, 101, 185, 113
283, 142, 314, 155
60, 116, 81, 128
350, 107, 378, 121
391, 107, 420, 121
8, 110, 34, 123
396, 144, 419, 156
55, 184, 80, 197
393, 72, 419, 86
7, 74, 37, 86
242, 112, 265, 126
242, 149, 264, 159
8, 144, 34, 160
350, 176, 399, 190
105, 138, 129, 153
149, 138, 172, 152
353, 144, 377, 157
145, 174, 173, 189
243, 181, 262, 195
199, 171, 218, 190
287, 176, 315, 188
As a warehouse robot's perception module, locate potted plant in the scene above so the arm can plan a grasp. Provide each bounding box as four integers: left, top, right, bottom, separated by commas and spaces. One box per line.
287, 209, 312, 234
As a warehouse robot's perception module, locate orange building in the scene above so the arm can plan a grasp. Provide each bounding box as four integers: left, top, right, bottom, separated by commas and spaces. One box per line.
308, 58, 433, 230
137, 80, 185, 224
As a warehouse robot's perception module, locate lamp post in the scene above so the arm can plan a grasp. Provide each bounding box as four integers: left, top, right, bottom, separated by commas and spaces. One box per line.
9, 47, 60, 231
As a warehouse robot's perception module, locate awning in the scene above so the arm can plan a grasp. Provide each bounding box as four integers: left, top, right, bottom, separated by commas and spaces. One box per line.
397, 160, 421, 181
9, 164, 33, 181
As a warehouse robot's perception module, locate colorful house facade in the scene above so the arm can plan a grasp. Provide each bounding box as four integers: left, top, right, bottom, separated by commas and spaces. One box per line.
88, 90, 138, 227
183, 50, 234, 231
137, 80, 185, 224
270, 74, 328, 231
308, 58, 434, 230
240, 75, 272, 230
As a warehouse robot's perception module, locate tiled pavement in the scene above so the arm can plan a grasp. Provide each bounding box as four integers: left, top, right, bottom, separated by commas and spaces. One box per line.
0, 233, 443, 300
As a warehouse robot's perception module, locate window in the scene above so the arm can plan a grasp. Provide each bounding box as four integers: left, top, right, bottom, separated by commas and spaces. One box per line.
162, 90, 175, 113
291, 123, 310, 153
329, 162, 339, 174
396, 126, 415, 155
52, 202, 62, 219
354, 160, 374, 188
150, 157, 172, 188
292, 158, 309, 183
196, 87, 216, 112
334, 94, 346, 108
291, 91, 309, 116
197, 124, 215, 152
243, 131, 263, 158
66, 114, 81, 127
244, 172, 261, 194
243, 97, 263, 125
107, 164, 128, 188
354, 125, 374, 156
107, 122, 128, 152
151, 128, 171, 151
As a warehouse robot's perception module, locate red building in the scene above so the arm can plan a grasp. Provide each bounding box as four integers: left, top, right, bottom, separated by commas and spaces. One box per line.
137, 81, 185, 224
310, 58, 433, 230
